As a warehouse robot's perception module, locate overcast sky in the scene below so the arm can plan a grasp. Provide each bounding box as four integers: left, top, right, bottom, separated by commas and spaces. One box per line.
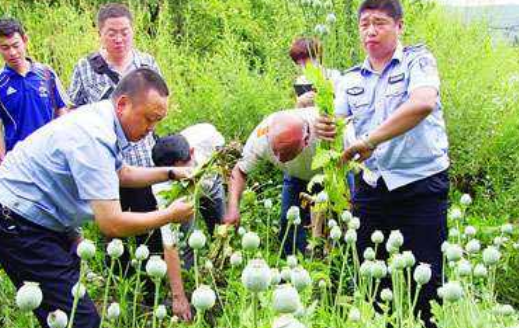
436, 0, 519, 6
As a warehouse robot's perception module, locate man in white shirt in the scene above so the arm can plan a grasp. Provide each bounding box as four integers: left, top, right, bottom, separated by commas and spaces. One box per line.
224, 107, 324, 255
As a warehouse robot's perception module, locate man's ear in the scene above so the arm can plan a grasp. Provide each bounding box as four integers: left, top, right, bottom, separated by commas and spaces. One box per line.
115, 95, 130, 116
189, 147, 195, 158
397, 19, 404, 36
21, 34, 29, 45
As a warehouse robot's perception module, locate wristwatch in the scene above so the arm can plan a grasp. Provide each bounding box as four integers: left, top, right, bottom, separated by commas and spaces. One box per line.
168, 169, 176, 180
362, 135, 377, 150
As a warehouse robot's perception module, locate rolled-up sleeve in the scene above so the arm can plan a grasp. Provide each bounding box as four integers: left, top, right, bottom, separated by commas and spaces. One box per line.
408, 51, 440, 92
334, 79, 352, 117
236, 127, 267, 174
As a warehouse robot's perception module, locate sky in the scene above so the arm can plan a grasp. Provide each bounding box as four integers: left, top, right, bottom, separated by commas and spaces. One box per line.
436, 0, 519, 6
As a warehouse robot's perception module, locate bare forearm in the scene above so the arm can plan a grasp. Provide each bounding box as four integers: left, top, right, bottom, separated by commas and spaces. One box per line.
227, 166, 247, 211
97, 208, 173, 238
118, 165, 169, 188
164, 246, 186, 298
369, 89, 436, 146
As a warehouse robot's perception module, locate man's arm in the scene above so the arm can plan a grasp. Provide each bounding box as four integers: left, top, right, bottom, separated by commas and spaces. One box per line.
118, 165, 192, 188
222, 164, 248, 226
343, 87, 438, 162
91, 198, 193, 238
164, 246, 192, 321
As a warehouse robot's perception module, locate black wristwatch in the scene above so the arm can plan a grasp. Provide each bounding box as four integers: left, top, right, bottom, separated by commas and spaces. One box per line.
168, 169, 176, 180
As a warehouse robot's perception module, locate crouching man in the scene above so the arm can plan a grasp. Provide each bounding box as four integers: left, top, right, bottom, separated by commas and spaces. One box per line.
0, 68, 193, 328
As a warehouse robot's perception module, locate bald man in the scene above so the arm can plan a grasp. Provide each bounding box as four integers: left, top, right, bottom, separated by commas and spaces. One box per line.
224, 107, 350, 255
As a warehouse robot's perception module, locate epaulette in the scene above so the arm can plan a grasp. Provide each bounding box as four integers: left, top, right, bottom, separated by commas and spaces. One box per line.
342, 64, 362, 75
403, 43, 427, 54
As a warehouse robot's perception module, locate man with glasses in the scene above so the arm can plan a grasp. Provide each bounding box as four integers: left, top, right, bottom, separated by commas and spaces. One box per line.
67, 3, 192, 317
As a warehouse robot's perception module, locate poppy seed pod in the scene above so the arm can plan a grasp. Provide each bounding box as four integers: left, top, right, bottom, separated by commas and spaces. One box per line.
483, 246, 501, 266
287, 206, 300, 222
347, 217, 360, 230
440, 281, 464, 302
71, 282, 86, 299
371, 230, 384, 244
106, 302, 120, 320
473, 264, 488, 278
413, 263, 432, 285
445, 244, 463, 262
155, 304, 167, 320
191, 285, 216, 310
330, 226, 342, 241
465, 239, 481, 254
290, 267, 312, 292
273, 284, 301, 314
106, 239, 124, 259
16, 282, 43, 311
348, 307, 361, 322
341, 210, 352, 222
286, 255, 298, 269
47, 309, 68, 328
344, 229, 357, 244
242, 232, 261, 251
135, 244, 150, 261
272, 315, 306, 328
460, 194, 472, 206
241, 259, 271, 292
230, 251, 243, 267
188, 230, 207, 250
146, 255, 167, 279
270, 268, 282, 285
76, 239, 96, 260
380, 288, 393, 302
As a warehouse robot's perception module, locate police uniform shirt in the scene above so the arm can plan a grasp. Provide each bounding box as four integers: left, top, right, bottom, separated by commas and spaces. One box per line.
334, 43, 450, 190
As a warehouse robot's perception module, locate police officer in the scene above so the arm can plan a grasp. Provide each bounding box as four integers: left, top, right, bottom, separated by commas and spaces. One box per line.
316, 1, 449, 327
0, 18, 69, 163
0, 68, 194, 328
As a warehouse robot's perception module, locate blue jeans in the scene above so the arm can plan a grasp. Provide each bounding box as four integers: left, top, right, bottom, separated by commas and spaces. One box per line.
280, 173, 355, 256
279, 175, 313, 255
0, 204, 100, 328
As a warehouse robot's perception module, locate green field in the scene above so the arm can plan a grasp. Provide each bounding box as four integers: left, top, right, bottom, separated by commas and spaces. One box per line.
1, 0, 518, 327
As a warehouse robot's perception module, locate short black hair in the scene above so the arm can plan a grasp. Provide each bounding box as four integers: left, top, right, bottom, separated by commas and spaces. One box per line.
97, 3, 133, 30
358, 0, 403, 21
112, 67, 169, 101
152, 134, 191, 166
0, 17, 25, 38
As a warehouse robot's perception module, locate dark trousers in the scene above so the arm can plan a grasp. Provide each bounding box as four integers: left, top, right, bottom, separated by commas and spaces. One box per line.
0, 204, 100, 328
114, 186, 162, 305
353, 170, 449, 328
